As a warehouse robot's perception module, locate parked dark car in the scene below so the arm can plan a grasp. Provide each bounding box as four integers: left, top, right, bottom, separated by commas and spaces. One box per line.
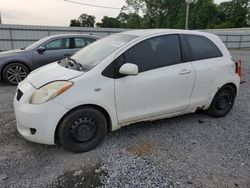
0, 34, 99, 85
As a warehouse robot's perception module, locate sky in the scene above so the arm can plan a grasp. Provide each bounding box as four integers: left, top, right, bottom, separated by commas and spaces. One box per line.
0, 0, 228, 26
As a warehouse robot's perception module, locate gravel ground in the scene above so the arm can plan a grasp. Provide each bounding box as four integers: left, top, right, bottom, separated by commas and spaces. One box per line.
0, 50, 250, 188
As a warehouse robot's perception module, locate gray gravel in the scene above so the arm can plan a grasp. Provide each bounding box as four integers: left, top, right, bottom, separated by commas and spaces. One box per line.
0, 50, 250, 188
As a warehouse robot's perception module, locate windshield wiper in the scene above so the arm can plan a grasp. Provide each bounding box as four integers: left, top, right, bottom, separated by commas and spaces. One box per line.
66, 57, 86, 71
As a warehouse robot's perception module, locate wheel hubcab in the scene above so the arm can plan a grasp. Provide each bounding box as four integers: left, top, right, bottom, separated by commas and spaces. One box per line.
215, 91, 231, 111
69, 117, 97, 143
6, 66, 28, 84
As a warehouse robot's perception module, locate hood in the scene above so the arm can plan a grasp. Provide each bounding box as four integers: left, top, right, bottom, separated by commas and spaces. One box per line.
27, 62, 84, 89
0, 49, 26, 56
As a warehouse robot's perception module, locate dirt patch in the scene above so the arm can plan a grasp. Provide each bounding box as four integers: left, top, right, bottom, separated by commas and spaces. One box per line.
127, 143, 153, 157
51, 164, 107, 188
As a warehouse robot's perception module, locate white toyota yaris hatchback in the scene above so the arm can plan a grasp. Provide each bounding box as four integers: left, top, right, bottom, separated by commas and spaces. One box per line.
14, 29, 240, 152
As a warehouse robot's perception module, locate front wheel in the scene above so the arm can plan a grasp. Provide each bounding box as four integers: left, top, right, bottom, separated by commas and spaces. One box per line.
58, 107, 108, 153
2, 63, 30, 85
206, 85, 236, 118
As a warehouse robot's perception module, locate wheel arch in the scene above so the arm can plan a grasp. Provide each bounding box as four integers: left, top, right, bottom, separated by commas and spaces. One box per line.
206, 82, 238, 110
220, 82, 237, 96
54, 104, 112, 144
206, 82, 238, 117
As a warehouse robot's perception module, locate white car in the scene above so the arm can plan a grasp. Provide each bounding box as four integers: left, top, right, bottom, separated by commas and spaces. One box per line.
14, 29, 241, 153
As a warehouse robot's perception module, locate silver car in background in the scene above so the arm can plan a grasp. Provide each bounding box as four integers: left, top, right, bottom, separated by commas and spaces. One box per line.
0, 34, 99, 85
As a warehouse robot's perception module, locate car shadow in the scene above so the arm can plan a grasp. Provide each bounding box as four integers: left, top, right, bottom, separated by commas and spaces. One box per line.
0, 81, 16, 87
11, 111, 211, 154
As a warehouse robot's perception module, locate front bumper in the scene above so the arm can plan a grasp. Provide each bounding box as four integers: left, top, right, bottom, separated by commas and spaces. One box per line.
14, 81, 68, 145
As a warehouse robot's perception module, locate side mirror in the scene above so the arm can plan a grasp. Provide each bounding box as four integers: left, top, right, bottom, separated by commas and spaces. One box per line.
37, 46, 46, 54
119, 63, 138, 76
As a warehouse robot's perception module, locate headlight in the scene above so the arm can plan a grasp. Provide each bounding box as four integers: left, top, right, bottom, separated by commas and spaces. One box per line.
30, 81, 73, 104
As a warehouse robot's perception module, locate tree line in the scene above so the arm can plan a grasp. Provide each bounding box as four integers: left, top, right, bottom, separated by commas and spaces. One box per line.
70, 0, 250, 29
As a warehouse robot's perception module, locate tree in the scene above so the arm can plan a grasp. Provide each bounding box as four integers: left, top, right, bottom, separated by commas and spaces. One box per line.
78, 13, 96, 27
189, 0, 218, 29
96, 12, 145, 29
123, 0, 250, 29
174, 2, 186, 29
125, 13, 146, 28
124, 0, 185, 28
70, 0, 250, 29
215, 0, 250, 28
96, 16, 122, 28
117, 12, 146, 28
70, 19, 81, 27
69, 13, 96, 27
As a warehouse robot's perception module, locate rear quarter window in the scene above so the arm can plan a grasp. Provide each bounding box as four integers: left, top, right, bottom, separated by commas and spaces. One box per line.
74, 37, 96, 48
185, 35, 223, 61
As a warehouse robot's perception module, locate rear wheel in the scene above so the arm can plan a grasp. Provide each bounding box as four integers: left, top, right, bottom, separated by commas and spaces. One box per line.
58, 107, 108, 153
206, 85, 236, 118
2, 63, 29, 85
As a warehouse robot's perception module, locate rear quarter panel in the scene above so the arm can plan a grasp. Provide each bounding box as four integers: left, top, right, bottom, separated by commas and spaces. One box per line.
189, 57, 240, 111
188, 33, 240, 111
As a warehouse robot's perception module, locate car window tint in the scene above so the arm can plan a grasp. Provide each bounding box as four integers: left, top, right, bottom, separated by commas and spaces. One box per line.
74, 37, 95, 48
86, 38, 96, 45
44, 38, 70, 50
44, 39, 61, 50
61, 38, 70, 49
185, 35, 222, 61
119, 35, 181, 73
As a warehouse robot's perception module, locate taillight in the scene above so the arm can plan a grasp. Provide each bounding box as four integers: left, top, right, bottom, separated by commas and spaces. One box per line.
236, 59, 242, 77
232, 58, 244, 84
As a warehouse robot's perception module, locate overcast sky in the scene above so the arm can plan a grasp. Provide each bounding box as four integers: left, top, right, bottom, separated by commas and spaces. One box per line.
0, 0, 228, 26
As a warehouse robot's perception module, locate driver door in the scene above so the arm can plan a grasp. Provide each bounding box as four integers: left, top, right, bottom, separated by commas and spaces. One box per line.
114, 34, 195, 124
32, 37, 75, 68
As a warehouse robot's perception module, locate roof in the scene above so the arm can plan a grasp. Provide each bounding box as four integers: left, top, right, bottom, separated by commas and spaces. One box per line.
121, 29, 211, 37
44, 33, 100, 40
120, 29, 230, 58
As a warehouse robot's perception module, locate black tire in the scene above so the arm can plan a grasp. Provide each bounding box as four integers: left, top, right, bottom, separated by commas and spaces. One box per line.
2, 63, 30, 85
58, 107, 108, 153
206, 85, 236, 118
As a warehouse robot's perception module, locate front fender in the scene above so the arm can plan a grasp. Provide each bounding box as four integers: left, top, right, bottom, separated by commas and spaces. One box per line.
52, 73, 119, 132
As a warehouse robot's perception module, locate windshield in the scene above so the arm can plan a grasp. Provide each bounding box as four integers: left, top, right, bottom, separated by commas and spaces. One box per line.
72, 34, 137, 70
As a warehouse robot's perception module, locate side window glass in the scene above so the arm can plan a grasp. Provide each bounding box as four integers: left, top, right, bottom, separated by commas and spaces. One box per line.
86, 38, 96, 45
74, 38, 87, 48
185, 35, 223, 61
44, 39, 62, 50
118, 35, 181, 73
61, 38, 70, 49
43, 38, 70, 50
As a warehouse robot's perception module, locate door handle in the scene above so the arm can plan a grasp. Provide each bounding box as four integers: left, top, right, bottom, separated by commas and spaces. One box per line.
179, 69, 191, 75
64, 54, 71, 57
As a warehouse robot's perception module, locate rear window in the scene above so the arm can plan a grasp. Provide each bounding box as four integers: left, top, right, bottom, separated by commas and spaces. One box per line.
74, 37, 96, 48
185, 35, 223, 61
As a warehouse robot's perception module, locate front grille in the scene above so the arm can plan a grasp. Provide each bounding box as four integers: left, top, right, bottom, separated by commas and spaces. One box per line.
16, 89, 23, 101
